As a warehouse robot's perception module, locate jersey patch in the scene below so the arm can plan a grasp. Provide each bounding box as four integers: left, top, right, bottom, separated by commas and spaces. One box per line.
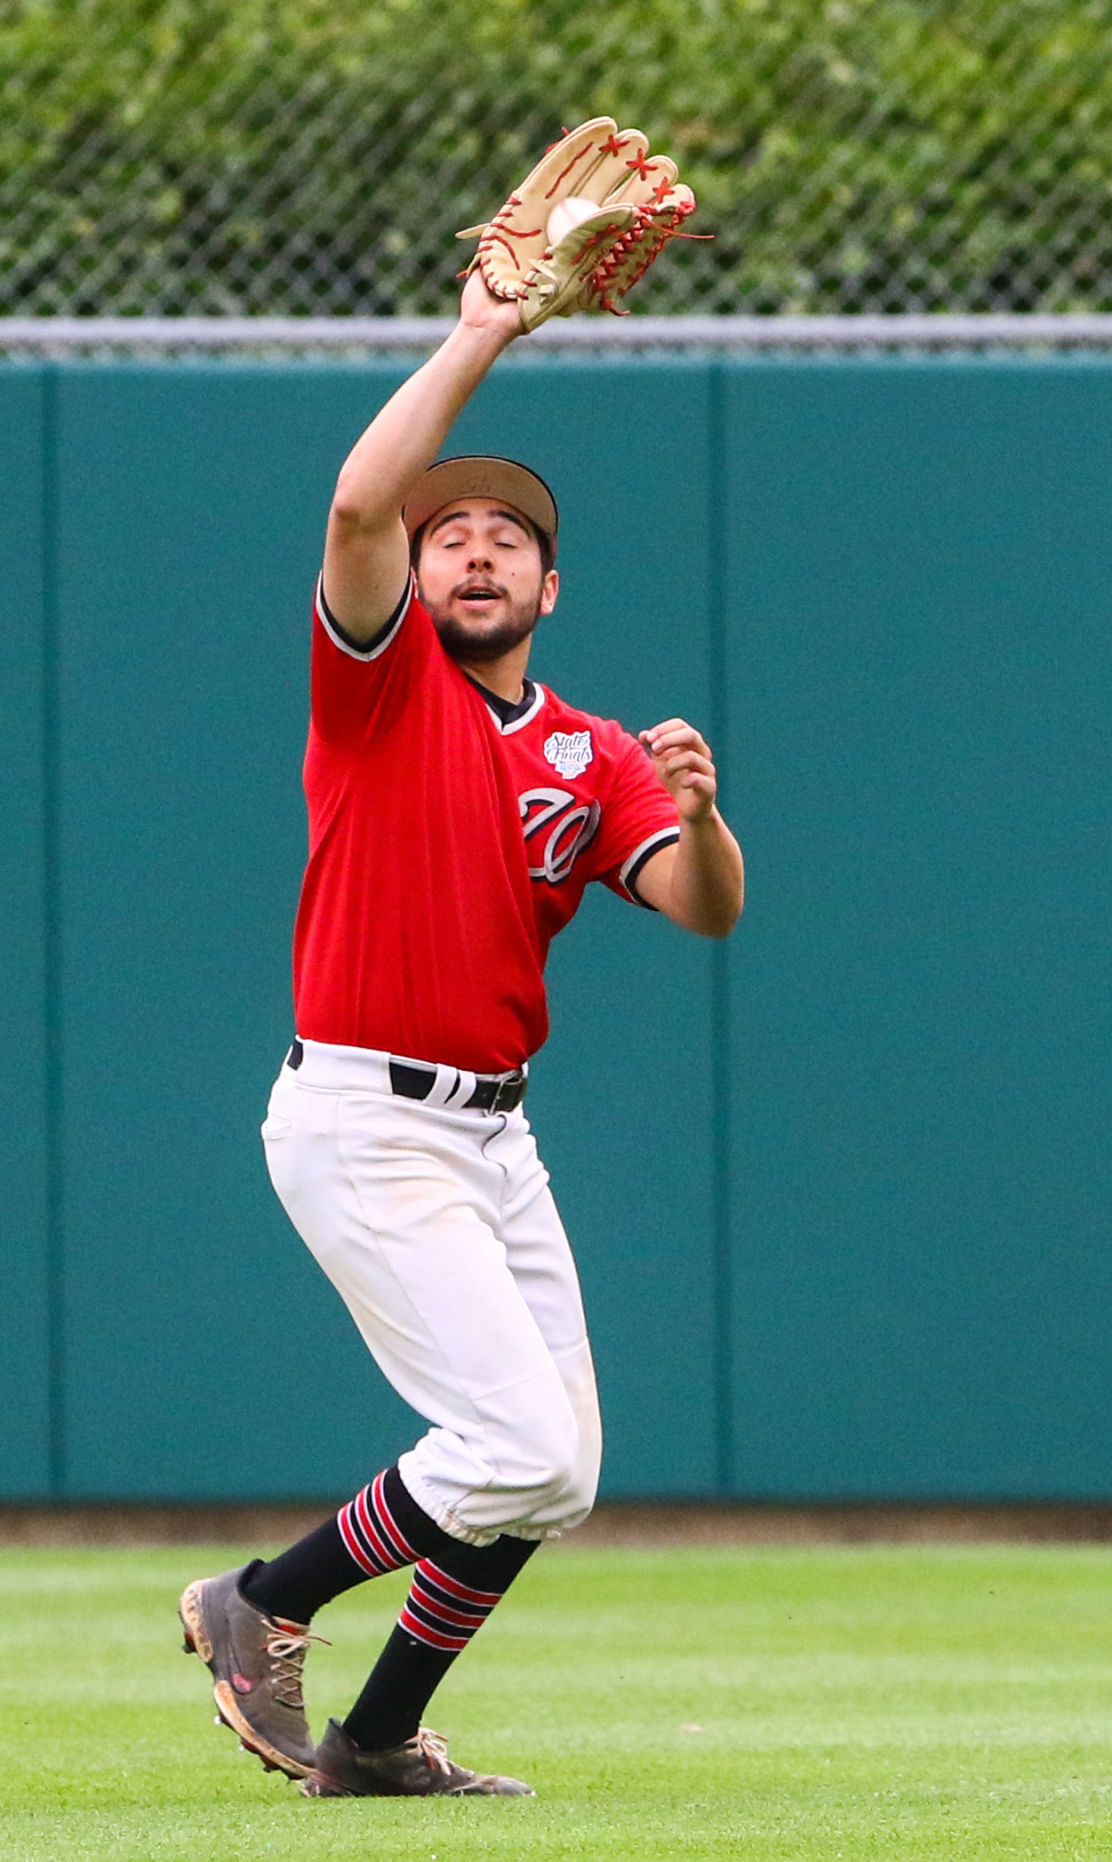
544, 729, 593, 779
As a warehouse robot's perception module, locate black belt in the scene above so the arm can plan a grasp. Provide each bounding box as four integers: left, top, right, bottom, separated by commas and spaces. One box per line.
286, 1040, 527, 1113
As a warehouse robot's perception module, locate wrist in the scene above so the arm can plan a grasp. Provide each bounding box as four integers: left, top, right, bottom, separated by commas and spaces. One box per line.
457, 274, 524, 349
679, 799, 721, 829
450, 318, 519, 372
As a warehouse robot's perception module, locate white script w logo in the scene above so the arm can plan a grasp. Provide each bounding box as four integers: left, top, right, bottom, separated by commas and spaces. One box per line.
520, 787, 602, 884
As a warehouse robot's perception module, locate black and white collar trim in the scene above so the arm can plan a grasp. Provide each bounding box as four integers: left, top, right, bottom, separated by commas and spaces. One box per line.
467, 675, 546, 735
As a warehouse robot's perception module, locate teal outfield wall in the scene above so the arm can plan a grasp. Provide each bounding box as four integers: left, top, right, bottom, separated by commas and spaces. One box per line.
4, 357, 1112, 1503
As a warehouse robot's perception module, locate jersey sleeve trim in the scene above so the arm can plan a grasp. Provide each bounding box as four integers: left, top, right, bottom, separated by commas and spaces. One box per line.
315, 572, 414, 661
620, 825, 682, 908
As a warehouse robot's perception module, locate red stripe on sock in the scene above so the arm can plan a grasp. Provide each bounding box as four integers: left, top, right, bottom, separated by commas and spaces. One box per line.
418, 1561, 503, 1607
337, 1503, 383, 1576
374, 1472, 422, 1565
353, 1483, 403, 1572
399, 1603, 469, 1651
410, 1573, 488, 1630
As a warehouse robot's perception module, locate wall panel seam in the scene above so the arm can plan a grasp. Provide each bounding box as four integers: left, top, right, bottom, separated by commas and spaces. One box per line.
708, 362, 735, 1494
41, 363, 65, 1496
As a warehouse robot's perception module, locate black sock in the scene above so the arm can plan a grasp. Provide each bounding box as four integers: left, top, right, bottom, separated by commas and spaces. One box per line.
240, 1465, 461, 1624
239, 1517, 365, 1624
343, 1532, 539, 1753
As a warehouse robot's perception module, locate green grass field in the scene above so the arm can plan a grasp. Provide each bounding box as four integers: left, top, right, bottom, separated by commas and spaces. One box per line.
1, 1541, 1110, 1859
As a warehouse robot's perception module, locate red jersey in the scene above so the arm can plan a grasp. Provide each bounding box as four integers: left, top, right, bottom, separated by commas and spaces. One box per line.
292, 577, 681, 1071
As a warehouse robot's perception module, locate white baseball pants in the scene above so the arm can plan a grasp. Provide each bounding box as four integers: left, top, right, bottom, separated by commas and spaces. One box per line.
261, 1040, 602, 1545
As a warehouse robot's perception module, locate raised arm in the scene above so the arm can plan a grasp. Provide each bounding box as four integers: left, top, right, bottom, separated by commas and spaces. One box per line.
323, 275, 524, 642
321, 117, 703, 645
634, 719, 744, 937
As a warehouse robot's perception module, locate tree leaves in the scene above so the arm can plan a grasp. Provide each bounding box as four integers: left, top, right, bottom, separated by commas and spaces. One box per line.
3, 0, 1112, 314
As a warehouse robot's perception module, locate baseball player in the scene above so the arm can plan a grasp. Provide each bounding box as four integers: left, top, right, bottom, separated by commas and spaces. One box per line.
180, 127, 742, 1800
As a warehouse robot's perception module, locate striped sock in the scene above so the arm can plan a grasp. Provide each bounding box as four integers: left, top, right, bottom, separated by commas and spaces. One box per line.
336, 1469, 424, 1577
240, 1464, 449, 1623
343, 1534, 538, 1753
398, 1560, 503, 1652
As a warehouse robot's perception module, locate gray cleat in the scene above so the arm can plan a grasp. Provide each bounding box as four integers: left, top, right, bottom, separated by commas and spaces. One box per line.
299, 1717, 535, 1798
178, 1564, 322, 1779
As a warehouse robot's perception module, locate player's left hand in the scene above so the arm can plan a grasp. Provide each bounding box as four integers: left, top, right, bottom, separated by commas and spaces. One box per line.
639, 719, 718, 821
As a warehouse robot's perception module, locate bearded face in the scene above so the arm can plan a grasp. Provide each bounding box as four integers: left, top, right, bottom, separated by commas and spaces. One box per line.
414, 499, 558, 668
422, 581, 546, 662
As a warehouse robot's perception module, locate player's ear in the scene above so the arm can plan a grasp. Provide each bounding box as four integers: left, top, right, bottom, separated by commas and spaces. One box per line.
540, 567, 559, 615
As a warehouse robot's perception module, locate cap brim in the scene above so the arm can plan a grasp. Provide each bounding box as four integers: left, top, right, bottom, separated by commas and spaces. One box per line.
403, 456, 558, 553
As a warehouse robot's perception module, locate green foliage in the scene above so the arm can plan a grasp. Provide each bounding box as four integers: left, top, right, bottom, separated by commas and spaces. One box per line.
4, 0, 1112, 313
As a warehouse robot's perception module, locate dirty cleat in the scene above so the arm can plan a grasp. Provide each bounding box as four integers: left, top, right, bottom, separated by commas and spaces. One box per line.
178, 1565, 322, 1779
299, 1717, 534, 1798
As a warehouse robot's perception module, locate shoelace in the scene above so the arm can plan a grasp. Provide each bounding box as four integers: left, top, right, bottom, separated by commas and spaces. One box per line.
264, 1624, 330, 1709
413, 1726, 453, 1777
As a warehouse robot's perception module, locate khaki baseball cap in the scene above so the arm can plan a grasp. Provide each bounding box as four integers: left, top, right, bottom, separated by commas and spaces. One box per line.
403, 455, 559, 555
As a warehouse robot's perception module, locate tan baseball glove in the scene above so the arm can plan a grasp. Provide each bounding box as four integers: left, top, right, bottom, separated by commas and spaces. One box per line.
456, 117, 699, 331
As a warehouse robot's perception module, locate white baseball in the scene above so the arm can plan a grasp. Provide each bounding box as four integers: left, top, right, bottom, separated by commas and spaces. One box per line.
546, 195, 600, 246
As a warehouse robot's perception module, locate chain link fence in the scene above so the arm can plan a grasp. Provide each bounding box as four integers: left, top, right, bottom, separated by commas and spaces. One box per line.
5, 0, 1112, 323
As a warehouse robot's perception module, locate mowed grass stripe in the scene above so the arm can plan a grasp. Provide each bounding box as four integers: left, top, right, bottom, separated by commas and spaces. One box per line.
0, 1544, 1110, 1859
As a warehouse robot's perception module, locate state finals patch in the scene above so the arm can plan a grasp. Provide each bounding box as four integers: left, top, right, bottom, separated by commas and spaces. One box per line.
543, 730, 593, 779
